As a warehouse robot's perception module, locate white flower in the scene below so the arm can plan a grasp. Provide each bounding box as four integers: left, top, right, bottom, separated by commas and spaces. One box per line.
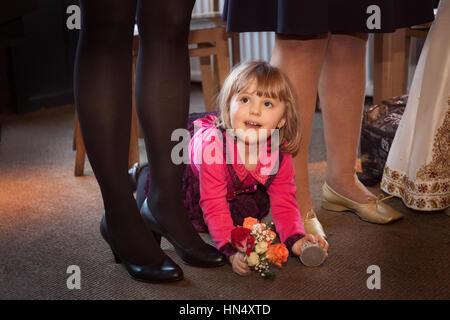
247, 252, 260, 267
255, 241, 268, 254
253, 223, 262, 232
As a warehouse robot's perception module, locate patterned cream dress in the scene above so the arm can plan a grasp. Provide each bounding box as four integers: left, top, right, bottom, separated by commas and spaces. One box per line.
381, 0, 450, 211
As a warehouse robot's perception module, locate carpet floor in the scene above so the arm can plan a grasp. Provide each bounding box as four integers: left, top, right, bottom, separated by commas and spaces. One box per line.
0, 99, 449, 300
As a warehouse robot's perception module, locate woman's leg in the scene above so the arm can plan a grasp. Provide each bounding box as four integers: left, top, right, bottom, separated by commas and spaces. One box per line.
270, 34, 329, 219
74, 0, 167, 265
135, 0, 207, 248
318, 33, 377, 203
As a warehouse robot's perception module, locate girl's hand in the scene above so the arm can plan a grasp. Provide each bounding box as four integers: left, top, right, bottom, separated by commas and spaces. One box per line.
291, 234, 329, 257
229, 253, 251, 276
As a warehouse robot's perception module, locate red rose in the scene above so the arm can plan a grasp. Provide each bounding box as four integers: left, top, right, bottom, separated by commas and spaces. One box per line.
231, 227, 255, 256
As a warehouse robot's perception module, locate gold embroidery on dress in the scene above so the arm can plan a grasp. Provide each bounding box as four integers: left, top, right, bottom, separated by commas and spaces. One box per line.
380, 97, 450, 211
416, 107, 450, 180
382, 164, 449, 210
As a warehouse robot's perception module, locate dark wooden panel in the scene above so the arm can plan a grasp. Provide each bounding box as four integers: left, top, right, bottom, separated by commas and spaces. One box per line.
9, 0, 79, 113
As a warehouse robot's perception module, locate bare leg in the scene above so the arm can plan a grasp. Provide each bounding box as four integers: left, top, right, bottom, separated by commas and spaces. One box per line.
319, 33, 377, 203
271, 34, 329, 219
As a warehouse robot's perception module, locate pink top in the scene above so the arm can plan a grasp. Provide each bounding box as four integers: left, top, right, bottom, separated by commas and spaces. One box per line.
189, 115, 305, 250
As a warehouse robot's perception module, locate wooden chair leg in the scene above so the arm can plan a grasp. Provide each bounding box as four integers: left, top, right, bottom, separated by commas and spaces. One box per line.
129, 106, 140, 168
73, 109, 79, 151
129, 58, 140, 168
200, 55, 217, 112
211, 55, 220, 96
74, 117, 86, 177
198, 42, 218, 112
137, 123, 144, 139
404, 31, 412, 87
373, 28, 408, 104
230, 32, 240, 66
215, 29, 231, 87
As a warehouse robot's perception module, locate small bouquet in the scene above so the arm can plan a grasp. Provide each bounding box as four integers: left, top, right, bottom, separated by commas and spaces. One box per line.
230, 217, 289, 280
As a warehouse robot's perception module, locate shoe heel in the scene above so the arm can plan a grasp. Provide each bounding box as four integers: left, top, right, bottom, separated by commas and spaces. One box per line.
322, 201, 349, 212
110, 249, 121, 264
152, 231, 162, 245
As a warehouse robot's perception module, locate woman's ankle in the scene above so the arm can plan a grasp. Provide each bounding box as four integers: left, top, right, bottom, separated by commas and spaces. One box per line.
325, 175, 377, 203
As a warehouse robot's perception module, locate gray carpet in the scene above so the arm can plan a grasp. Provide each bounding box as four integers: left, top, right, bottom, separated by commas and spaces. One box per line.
0, 93, 449, 300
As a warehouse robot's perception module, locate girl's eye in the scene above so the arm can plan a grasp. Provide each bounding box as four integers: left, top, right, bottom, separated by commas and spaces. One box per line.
264, 101, 273, 107
241, 97, 250, 103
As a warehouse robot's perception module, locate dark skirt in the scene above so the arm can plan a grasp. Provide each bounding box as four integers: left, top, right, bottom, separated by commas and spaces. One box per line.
223, 0, 436, 35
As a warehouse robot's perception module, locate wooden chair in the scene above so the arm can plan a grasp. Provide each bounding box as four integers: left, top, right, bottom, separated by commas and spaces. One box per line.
73, 0, 239, 176
373, 22, 431, 105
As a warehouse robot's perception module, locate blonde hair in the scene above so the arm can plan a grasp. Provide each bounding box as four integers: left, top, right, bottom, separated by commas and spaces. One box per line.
215, 61, 301, 156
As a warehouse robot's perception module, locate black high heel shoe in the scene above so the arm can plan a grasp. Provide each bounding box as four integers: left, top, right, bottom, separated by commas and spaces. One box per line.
140, 199, 225, 268
100, 214, 183, 283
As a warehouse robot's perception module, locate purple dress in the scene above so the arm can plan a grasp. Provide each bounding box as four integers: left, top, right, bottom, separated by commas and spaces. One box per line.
143, 112, 304, 257
145, 111, 280, 232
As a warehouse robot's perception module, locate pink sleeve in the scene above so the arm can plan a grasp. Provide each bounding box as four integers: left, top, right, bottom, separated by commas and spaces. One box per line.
197, 135, 235, 250
266, 153, 305, 243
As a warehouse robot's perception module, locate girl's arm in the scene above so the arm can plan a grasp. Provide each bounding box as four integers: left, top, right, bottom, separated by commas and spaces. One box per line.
266, 153, 305, 254
198, 149, 237, 259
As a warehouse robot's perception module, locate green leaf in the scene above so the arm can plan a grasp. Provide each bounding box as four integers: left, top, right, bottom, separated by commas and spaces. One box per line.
261, 271, 276, 281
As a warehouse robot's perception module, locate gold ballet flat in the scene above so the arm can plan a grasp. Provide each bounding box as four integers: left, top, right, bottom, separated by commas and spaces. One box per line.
302, 208, 326, 238
321, 182, 403, 224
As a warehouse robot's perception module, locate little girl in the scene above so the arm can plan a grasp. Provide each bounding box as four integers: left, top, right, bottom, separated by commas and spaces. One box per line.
135, 61, 328, 276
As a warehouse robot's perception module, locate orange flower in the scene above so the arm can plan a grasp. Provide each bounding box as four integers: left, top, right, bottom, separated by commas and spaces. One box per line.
243, 217, 259, 231
266, 243, 289, 268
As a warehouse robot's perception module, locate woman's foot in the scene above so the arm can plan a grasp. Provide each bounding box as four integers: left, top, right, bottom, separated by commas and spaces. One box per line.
100, 196, 184, 282
326, 174, 378, 204
141, 196, 225, 268
321, 179, 403, 224
131, 162, 224, 267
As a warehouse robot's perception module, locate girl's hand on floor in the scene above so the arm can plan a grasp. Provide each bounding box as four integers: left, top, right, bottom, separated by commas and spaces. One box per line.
229, 253, 251, 276
291, 234, 329, 257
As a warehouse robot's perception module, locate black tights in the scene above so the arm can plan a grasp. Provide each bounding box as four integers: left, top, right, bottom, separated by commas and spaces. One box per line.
74, 0, 198, 265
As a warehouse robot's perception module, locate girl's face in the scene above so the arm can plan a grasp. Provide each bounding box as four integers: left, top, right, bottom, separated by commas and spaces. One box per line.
229, 78, 286, 145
